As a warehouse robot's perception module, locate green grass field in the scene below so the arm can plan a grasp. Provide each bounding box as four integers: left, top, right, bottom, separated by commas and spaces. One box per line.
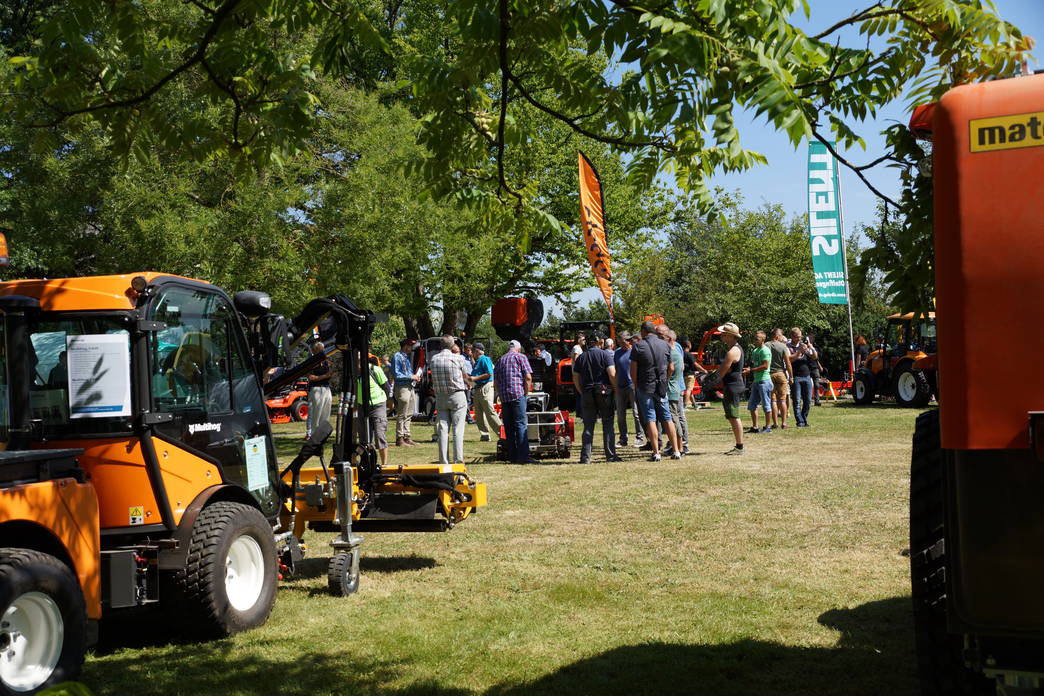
85, 401, 926, 696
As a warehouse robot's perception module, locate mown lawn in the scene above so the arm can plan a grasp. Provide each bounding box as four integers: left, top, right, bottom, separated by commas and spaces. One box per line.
85, 400, 927, 696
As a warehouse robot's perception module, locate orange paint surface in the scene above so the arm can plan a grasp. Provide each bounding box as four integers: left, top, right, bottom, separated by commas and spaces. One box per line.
0, 271, 199, 311
0, 479, 102, 619
933, 74, 1044, 449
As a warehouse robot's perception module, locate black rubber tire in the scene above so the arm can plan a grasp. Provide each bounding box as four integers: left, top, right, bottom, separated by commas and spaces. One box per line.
327, 551, 360, 597
895, 364, 932, 408
0, 549, 86, 696
909, 411, 992, 695
291, 398, 308, 422
168, 501, 277, 638
853, 372, 875, 404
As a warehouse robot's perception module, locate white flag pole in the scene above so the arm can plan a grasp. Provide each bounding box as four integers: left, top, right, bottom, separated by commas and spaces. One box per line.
835, 152, 857, 383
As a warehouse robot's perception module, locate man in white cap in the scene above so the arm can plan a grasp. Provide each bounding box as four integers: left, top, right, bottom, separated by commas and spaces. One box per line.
494, 340, 536, 464
713, 322, 746, 454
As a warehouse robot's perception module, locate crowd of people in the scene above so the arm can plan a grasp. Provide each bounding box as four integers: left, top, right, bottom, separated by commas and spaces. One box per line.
357, 322, 829, 465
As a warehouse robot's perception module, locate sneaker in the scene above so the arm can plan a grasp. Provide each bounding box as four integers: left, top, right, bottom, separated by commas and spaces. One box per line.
648, 453, 661, 462
724, 446, 744, 455
670, 451, 682, 460
638, 442, 653, 451
617, 440, 628, 448
745, 427, 760, 434
606, 455, 624, 462
479, 434, 491, 442
759, 427, 773, 434
796, 422, 809, 428
579, 459, 592, 465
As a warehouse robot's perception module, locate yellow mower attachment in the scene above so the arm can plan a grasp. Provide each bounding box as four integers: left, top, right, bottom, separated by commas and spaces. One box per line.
281, 461, 486, 538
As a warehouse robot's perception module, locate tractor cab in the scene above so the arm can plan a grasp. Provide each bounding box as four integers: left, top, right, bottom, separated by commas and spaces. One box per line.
855, 312, 936, 407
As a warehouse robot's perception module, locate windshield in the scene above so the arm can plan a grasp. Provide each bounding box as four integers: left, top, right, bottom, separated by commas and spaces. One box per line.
29, 314, 134, 439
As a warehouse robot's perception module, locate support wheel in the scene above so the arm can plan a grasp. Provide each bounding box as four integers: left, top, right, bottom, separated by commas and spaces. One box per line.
169, 501, 277, 638
0, 549, 86, 695
291, 398, 308, 422
327, 551, 360, 597
853, 372, 875, 404
909, 411, 991, 695
894, 364, 932, 408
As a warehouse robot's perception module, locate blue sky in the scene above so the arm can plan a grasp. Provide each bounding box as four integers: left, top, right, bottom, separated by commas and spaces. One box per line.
552, 0, 1043, 316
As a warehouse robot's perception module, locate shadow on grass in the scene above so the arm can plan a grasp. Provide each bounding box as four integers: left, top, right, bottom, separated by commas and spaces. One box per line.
88, 597, 917, 696
486, 597, 917, 696
831, 401, 936, 411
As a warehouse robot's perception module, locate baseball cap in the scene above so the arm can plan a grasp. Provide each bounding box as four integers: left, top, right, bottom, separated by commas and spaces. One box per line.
508, 340, 522, 350
473, 342, 485, 351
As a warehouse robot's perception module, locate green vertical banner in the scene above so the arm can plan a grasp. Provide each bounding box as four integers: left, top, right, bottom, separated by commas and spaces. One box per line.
807, 141, 848, 305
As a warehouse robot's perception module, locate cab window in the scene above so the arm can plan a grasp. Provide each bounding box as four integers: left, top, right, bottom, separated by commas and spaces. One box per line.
28, 315, 133, 438
149, 287, 262, 418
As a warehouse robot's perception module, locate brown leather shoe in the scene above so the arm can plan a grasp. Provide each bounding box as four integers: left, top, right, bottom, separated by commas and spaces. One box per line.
403, 438, 419, 447
395, 437, 406, 447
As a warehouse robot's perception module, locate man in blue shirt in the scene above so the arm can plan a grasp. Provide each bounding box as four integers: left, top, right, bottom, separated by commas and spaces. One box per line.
469, 343, 501, 442
393, 338, 422, 447
613, 331, 644, 448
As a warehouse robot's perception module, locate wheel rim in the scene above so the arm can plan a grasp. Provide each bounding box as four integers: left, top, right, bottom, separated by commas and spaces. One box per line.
225, 534, 265, 612
0, 591, 64, 692
855, 380, 866, 400
898, 372, 918, 402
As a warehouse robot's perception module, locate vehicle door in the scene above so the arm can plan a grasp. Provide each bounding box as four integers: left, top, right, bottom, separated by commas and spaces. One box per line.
147, 284, 279, 518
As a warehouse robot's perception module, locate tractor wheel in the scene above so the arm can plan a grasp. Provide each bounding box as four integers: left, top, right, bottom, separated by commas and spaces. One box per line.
909, 411, 992, 695
291, 398, 308, 422
895, 364, 932, 408
0, 549, 86, 696
327, 550, 360, 597
168, 502, 277, 638
853, 372, 875, 404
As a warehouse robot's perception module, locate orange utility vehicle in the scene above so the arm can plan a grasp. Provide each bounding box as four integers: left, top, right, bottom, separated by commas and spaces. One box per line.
0, 273, 485, 695
853, 312, 937, 407
909, 73, 1044, 694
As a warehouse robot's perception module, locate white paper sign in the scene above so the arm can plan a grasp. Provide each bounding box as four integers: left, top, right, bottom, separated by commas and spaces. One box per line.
67, 334, 132, 419
244, 436, 270, 491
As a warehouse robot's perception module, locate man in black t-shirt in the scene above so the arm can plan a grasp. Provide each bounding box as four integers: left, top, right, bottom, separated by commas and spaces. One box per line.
572, 333, 619, 463
629, 321, 680, 462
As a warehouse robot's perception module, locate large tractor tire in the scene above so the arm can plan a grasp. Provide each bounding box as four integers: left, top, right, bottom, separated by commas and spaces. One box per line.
852, 372, 875, 404
909, 411, 992, 695
895, 364, 932, 408
291, 398, 308, 422
168, 501, 277, 638
0, 549, 86, 696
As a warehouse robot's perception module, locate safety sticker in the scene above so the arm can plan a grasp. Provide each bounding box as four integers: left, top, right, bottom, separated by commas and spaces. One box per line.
129, 506, 145, 525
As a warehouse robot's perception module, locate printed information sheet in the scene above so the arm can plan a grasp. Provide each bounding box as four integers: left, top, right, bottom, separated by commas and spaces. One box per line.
67, 334, 132, 419
244, 436, 269, 491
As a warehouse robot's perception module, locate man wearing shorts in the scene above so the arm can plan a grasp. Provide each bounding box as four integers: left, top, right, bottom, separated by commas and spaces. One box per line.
629, 321, 681, 462
714, 323, 745, 455
767, 329, 792, 429
744, 330, 773, 433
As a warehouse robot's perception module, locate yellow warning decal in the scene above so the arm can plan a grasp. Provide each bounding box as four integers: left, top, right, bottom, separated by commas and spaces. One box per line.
129, 506, 145, 525
970, 111, 1044, 153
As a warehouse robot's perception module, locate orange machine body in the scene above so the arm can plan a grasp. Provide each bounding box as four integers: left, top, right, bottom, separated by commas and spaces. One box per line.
0, 478, 102, 619
933, 74, 1044, 450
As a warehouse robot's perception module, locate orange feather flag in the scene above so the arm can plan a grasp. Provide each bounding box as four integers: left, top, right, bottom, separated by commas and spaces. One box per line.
578, 152, 613, 319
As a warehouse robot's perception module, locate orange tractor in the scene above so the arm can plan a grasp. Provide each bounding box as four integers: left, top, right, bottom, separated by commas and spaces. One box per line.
908, 72, 1044, 693
0, 273, 485, 694
853, 312, 937, 407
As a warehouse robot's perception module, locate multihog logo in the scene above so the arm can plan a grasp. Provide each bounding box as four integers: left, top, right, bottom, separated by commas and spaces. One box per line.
188, 422, 221, 435
970, 111, 1044, 153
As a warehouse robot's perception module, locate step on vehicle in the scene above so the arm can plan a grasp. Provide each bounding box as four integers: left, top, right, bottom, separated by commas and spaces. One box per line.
907, 72, 1044, 694
853, 312, 937, 407
0, 273, 486, 695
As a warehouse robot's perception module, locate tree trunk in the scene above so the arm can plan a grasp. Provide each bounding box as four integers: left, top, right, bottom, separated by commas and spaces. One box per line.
438, 307, 465, 336
404, 314, 435, 340
462, 309, 484, 339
